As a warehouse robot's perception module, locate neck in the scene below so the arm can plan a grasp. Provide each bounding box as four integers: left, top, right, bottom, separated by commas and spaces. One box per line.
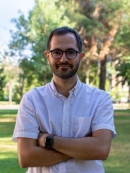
53, 75, 77, 97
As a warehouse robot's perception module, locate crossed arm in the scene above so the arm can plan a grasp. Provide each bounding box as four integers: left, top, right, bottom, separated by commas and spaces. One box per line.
17, 129, 112, 168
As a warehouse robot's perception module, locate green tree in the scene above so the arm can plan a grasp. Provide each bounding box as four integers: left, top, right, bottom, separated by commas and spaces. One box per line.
9, 0, 75, 100
72, 0, 130, 90
0, 51, 21, 103
9, 0, 130, 94
0, 67, 6, 100
116, 59, 130, 102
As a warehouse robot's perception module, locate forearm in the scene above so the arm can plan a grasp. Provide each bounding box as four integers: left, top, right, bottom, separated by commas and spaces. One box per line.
53, 130, 112, 160
53, 136, 102, 160
18, 138, 71, 168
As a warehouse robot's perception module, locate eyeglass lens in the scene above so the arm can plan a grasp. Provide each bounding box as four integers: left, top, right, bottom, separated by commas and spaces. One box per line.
51, 49, 77, 59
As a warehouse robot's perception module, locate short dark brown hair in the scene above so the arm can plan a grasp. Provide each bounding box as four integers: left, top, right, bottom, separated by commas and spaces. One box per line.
47, 26, 83, 52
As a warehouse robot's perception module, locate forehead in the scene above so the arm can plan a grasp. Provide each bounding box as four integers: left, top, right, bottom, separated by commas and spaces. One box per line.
50, 33, 78, 50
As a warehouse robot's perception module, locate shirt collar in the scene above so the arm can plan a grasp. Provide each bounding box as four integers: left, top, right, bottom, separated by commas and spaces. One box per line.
50, 79, 58, 96
50, 76, 82, 97
69, 77, 81, 96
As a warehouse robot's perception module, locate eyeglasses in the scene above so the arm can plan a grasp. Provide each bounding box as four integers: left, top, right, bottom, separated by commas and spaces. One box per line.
47, 49, 80, 60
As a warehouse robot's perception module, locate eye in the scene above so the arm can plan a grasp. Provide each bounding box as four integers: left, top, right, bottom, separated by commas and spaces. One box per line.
52, 50, 61, 55
67, 49, 76, 55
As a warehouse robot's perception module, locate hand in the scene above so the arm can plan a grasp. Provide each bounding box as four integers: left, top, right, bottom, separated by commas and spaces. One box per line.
38, 132, 49, 147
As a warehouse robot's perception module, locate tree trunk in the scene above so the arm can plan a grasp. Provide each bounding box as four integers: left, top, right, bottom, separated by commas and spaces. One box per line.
128, 85, 130, 108
19, 74, 25, 99
9, 81, 12, 105
85, 58, 90, 84
99, 56, 107, 90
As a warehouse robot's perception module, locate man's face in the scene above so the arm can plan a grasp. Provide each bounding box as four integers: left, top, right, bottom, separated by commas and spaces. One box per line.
45, 33, 84, 79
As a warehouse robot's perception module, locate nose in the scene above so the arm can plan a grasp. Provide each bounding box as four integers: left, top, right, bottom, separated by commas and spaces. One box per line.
60, 52, 68, 62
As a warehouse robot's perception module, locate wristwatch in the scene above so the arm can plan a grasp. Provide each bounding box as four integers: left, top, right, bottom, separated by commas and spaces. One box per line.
45, 135, 54, 149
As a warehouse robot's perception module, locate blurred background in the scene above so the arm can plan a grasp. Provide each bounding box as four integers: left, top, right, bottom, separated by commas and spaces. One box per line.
0, 1, 130, 173
0, 0, 130, 106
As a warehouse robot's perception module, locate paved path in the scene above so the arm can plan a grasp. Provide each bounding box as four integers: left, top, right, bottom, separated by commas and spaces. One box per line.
0, 105, 19, 110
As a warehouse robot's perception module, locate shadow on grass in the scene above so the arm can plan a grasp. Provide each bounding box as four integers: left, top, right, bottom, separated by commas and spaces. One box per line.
103, 115, 130, 173
104, 165, 130, 173
0, 122, 15, 138
0, 110, 18, 115
0, 157, 27, 173
104, 150, 130, 173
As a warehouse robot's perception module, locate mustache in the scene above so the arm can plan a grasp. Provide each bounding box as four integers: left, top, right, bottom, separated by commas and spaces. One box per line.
56, 63, 73, 68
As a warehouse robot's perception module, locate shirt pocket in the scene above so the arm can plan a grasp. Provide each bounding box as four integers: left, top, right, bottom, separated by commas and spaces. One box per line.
74, 117, 92, 138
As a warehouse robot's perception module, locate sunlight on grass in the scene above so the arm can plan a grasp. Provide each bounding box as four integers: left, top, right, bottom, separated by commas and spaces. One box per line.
0, 109, 130, 173
0, 151, 17, 159
0, 110, 27, 173
0, 118, 16, 122
0, 137, 17, 159
114, 109, 130, 116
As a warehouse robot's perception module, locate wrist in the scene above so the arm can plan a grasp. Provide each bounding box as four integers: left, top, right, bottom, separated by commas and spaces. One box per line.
45, 135, 54, 149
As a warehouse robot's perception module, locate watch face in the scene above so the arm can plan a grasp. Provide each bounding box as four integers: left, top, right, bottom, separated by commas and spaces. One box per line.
45, 136, 53, 149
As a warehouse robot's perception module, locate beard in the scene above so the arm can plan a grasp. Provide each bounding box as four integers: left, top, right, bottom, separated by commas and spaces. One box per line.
49, 61, 80, 79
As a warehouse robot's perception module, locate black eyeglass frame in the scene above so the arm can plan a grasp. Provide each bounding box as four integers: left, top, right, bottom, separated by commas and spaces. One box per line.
47, 49, 80, 60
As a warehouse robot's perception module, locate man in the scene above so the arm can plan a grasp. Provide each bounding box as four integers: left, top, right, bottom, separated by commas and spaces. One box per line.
12, 26, 116, 173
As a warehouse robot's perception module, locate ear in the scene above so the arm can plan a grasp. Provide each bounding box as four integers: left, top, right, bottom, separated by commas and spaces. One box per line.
44, 51, 50, 60
44, 51, 49, 59
44, 51, 50, 64
80, 52, 85, 61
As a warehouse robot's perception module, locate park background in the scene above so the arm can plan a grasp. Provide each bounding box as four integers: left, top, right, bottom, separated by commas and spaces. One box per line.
0, 0, 130, 172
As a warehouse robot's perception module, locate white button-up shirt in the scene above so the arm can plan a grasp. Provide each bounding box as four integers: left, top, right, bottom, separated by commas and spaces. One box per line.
12, 78, 116, 173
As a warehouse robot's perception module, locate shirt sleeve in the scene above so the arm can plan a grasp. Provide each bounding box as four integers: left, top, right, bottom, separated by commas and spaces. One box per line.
12, 91, 40, 142
92, 91, 116, 138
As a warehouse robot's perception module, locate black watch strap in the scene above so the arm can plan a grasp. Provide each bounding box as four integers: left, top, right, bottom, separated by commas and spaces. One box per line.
45, 135, 54, 149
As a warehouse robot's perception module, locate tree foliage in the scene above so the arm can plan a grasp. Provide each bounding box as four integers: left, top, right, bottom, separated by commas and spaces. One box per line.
8, 0, 130, 102
72, 0, 130, 90
116, 58, 130, 102
9, 0, 76, 101
116, 61, 130, 86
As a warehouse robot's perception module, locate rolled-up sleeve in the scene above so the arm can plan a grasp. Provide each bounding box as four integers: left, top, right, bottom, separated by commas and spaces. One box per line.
12, 92, 40, 142
92, 92, 116, 138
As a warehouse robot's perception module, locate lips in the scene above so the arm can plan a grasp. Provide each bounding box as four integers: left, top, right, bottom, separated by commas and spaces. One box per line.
56, 63, 73, 68
59, 65, 70, 68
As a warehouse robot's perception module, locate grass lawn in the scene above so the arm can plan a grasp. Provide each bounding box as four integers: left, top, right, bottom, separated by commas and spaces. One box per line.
0, 109, 130, 173
103, 109, 130, 173
0, 110, 27, 173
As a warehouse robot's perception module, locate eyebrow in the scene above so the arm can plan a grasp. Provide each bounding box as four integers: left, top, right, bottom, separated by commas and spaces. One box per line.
50, 48, 79, 51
